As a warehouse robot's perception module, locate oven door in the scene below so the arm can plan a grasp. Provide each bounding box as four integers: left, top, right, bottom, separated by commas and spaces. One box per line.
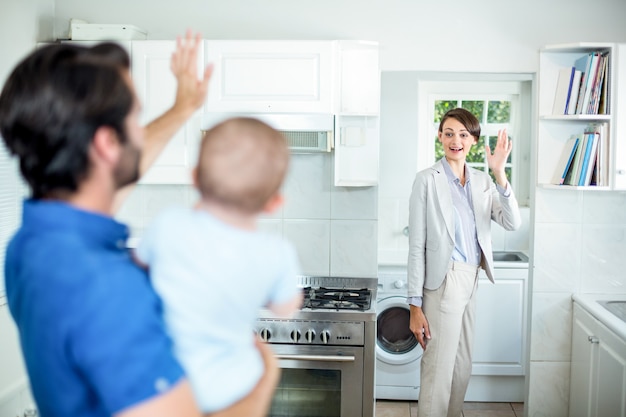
268, 344, 363, 417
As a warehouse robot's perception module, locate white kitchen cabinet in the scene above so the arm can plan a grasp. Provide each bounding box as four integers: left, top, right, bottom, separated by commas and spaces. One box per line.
471, 267, 528, 376
570, 302, 626, 417
334, 41, 380, 186
537, 42, 626, 190
337, 41, 380, 115
464, 266, 528, 402
130, 39, 380, 186
334, 115, 379, 186
614, 44, 626, 189
131, 41, 204, 184
203, 40, 334, 114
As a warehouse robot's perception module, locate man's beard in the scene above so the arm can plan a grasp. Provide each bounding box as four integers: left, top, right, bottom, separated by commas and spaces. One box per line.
113, 140, 141, 189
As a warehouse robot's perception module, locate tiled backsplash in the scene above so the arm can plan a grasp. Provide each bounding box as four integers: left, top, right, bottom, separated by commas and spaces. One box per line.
116, 153, 379, 278
377, 195, 531, 265
527, 189, 626, 417
533, 189, 626, 294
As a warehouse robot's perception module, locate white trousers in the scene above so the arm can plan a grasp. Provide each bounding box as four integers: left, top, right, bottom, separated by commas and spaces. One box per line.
417, 261, 480, 417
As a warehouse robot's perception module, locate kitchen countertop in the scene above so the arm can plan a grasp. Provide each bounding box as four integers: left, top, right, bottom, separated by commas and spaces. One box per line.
572, 293, 626, 341
379, 251, 530, 272
492, 259, 529, 269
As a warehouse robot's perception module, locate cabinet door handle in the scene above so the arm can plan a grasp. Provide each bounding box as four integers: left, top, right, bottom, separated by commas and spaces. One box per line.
588, 336, 599, 344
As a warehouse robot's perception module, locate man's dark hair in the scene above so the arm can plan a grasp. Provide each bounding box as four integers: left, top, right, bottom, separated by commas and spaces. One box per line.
0, 42, 133, 198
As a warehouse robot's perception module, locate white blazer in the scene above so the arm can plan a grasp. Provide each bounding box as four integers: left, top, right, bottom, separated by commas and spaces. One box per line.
407, 160, 522, 298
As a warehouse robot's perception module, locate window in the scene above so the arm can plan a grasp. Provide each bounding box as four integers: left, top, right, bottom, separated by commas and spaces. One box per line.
416, 76, 533, 206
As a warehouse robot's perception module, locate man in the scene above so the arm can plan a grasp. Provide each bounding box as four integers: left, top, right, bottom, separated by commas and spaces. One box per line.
0, 31, 279, 417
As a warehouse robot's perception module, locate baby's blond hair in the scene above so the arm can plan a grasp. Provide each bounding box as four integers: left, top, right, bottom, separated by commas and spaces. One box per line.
196, 117, 289, 213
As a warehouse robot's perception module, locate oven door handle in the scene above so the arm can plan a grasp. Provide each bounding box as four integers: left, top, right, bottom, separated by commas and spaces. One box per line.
275, 354, 356, 362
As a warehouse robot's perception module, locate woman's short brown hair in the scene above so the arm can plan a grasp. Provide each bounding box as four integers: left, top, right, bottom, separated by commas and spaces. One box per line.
438, 108, 481, 142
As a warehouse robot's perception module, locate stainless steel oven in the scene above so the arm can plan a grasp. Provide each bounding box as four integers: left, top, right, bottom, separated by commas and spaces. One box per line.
255, 276, 377, 417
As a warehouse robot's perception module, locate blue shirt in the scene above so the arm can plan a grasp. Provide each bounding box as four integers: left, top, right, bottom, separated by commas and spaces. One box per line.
5, 200, 184, 417
441, 158, 481, 266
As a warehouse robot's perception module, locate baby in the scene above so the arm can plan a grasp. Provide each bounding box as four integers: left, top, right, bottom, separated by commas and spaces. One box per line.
135, 117, 302, 412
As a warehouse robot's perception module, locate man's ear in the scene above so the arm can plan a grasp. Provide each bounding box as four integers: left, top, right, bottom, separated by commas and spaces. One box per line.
191, 166, 200, 189
263, 193, 284, 214
91, 126, 120, 166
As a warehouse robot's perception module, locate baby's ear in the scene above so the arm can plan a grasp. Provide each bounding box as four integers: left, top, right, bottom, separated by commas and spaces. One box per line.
263, 193, 284, 214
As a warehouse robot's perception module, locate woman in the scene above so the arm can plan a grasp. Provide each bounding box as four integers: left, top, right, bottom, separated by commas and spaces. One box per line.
407, 108, 521, 417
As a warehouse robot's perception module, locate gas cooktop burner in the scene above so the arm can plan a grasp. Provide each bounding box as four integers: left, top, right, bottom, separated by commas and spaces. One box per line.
302, 287, 372, 311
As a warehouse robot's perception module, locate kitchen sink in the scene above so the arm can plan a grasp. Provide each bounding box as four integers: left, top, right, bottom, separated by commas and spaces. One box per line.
492, 251, 529, 263
598, 300, 626, 323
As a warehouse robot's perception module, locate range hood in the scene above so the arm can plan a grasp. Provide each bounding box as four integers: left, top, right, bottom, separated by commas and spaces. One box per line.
200, 113, 334, 153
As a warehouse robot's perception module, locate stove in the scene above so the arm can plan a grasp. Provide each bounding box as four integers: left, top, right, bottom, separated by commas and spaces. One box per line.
256, 276, 377, 417
302, 287, 372, 311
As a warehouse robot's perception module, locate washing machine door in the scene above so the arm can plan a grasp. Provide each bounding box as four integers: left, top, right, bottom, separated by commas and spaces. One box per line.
376, 295, 423, 365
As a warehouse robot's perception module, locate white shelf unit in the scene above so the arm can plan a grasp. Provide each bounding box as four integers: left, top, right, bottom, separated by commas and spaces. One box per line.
537, 42, 623, 190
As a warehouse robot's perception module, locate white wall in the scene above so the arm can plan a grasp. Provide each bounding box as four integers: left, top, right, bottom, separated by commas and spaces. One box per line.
0, 0, 54, 83
0, 0, 54, 413
53, 0, 626, 72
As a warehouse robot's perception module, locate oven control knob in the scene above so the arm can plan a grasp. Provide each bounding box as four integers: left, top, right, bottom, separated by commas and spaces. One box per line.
320, 330, 331, 344
259, 328, 272, 342
290, 330, 301, 343
305, 329, 316, 343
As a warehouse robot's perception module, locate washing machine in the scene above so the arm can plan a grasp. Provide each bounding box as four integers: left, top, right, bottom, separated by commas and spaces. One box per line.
375, 267, 423, 400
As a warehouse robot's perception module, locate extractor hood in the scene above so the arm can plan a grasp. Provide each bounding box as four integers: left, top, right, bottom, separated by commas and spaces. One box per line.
200, 113, 334, 153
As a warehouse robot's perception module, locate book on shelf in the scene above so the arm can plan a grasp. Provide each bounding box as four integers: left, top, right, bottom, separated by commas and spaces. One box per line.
566, 70, 583, 115
553, 135, 579, 185
578, 131, 599, 186
579, 52, 602, 114
574, 53, 595, 114
592, 122, 609, 186
567, 134, 587, 185
570, 51, 609, 115
599, 56, 610, 114
587, 54, 608, 114
552, 67, 575, 115
556, 123, 609, 187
